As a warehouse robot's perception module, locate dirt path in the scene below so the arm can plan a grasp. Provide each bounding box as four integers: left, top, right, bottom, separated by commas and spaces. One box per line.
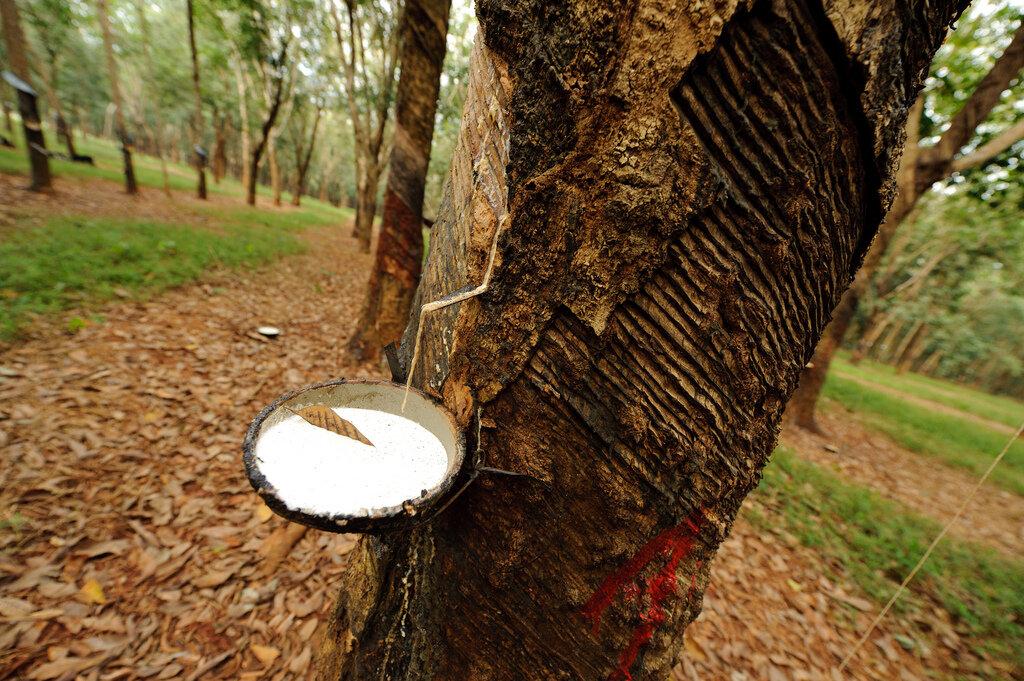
781, 409, 1024, 557
833, 369, 1020, 436
0, 200, 997, 680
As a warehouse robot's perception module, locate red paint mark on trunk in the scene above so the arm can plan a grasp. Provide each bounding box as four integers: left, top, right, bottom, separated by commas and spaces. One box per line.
581, 508, 705, 680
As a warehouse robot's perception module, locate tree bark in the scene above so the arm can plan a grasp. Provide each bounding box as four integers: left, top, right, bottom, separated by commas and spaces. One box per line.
292, 105, 322, 206
850, 309, 892, 364
247, 42, 291, 206
896, 322, 928, 374
96, 0, 137, 194
235, 58, 253, 195
787, 20, 1024, 431
1, 0, 51, 191
213, 111, 228, 184
347, 0, 452, 362
187, 0, 207, 199
917, 347, 943, 376
328, 0, 400, 253
873, 318, 905, 363
135, 0, 169, 195
316, 0, 962, 678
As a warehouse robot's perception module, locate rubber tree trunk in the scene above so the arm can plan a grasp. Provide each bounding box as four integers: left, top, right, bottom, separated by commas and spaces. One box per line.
96, 0, 137, 194
1, 0, 51, 191
897, 323, 929, 374
850, 308, 891, 364
187, 0, 207, 200
352, 162, 380, 252
236, 60, 252, 194
292, 107, 322, 207
315, 0, 962, 678
347, 0, 452, 362
135, 0, 169, 196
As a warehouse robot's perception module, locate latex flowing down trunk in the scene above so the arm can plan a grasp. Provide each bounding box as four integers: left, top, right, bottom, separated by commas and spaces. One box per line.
347, 0, 452, 362
316, 0, 961, 679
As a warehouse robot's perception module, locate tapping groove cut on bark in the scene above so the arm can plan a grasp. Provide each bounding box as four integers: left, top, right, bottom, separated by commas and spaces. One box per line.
287, 405, 374, 447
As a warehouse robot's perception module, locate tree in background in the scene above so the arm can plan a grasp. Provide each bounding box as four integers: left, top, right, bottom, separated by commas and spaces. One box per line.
21, 0, 77, 158
328, 0, 401, 252
187, 0, 207, 199
347, 0, 452, 362
132, 0, 171, 195
95, 0, 137, 194
788, 11, 1024, 432
1, 0, 51, 191
287, 92, 323, 206
316, 0, 963, 677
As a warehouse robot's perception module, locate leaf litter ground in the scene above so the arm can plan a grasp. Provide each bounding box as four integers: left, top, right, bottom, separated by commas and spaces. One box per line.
0, 180, 1007, 680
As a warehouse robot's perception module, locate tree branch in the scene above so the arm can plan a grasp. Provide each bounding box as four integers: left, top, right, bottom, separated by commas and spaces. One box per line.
950, 117, 1024, 173
918, 20, 1024, 176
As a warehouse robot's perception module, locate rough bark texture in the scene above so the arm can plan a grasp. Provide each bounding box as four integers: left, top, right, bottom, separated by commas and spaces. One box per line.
1, 0, 51, 191
347, 0, 452, 362
187, 0, 207, 200
318, 0, 961, 679
96, 0, 137, 194
788, 20, 1024, 430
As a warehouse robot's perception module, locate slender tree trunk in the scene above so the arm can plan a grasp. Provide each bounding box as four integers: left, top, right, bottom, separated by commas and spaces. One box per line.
352, 162, 380, 251
135, 0, 170, 196
347, 0, 452, 363
873, 319, 905, 362
897, 324, 929, 374
96, 0, 137, 194
891, 318, 924, 371
2, 101, 13, 139
269, 140, 282, 206
28, 48, 77, 157
917, 347, 944, 376
316, 0, 961, 678
292, 107, 322, 206
788, 22, 1024, 431
186, 0, 207, 199
213, 113, 228, 184
235, 60, 252, 195
1, 0, 51, 191
850, 309, 890, 364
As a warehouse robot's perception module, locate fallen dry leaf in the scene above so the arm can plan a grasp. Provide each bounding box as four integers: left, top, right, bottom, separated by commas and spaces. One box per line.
250, 643, 281, 665
287, 404, 373, 446
79, 579, 107, 605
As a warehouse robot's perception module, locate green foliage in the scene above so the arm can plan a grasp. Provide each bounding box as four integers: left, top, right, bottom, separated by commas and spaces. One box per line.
822, 373, 1024, 495
752, 449, 1024, 673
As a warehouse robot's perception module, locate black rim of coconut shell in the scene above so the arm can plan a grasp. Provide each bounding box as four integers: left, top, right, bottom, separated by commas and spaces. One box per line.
242, 378, 466, 534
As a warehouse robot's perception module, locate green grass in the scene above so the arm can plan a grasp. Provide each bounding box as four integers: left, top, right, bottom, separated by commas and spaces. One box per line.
833, 355, 1024, 430
1, 125, 353, 340
822, 374, 1024, 495
752, 449, 1024, 676
0, 216, 311, 340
